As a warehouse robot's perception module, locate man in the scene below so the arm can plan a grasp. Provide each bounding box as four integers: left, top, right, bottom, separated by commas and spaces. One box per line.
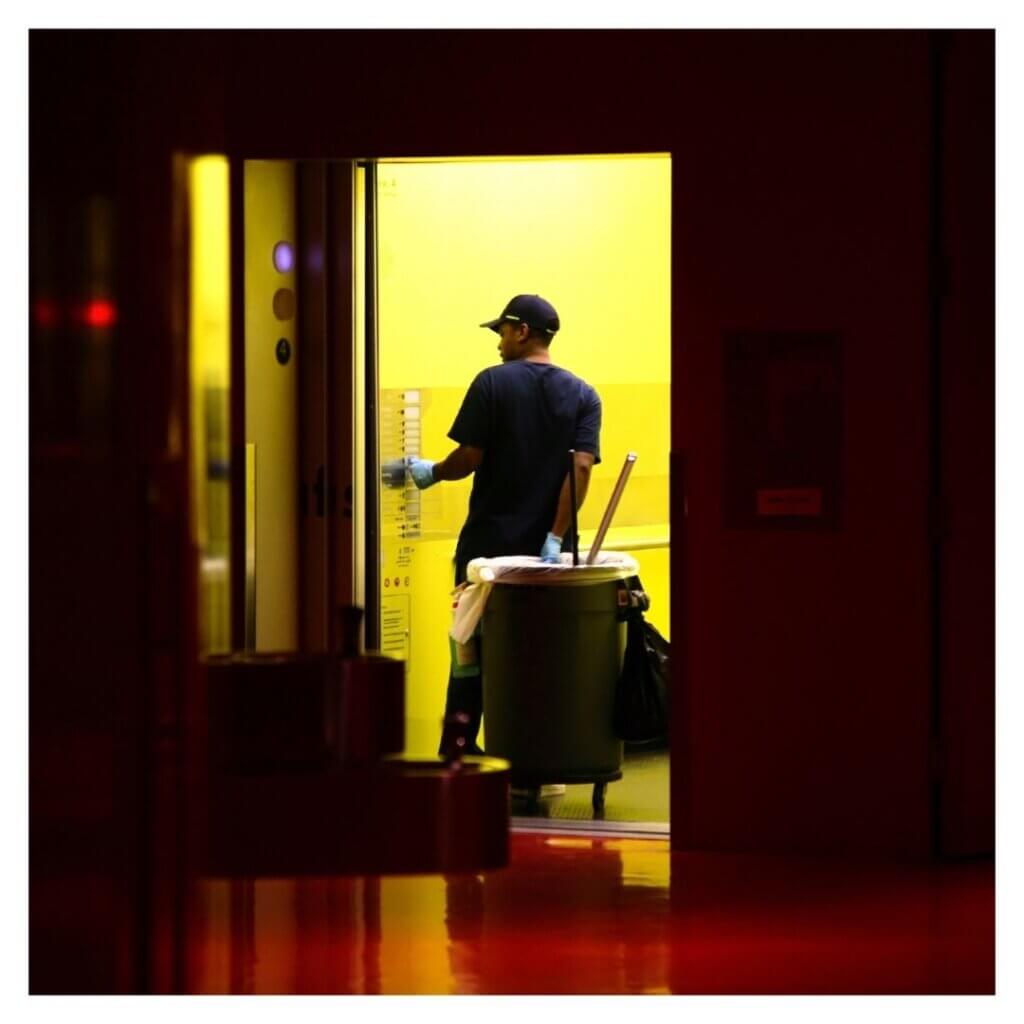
408, 294, 602, 756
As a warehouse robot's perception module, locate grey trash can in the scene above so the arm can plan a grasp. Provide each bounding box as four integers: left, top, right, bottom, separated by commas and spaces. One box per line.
473, 554, 637, 812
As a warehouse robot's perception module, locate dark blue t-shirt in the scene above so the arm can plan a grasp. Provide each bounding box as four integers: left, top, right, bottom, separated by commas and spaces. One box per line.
448, 360, 601, 580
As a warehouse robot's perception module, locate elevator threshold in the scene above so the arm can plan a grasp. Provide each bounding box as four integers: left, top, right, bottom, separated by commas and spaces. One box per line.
510, 817, 669, 841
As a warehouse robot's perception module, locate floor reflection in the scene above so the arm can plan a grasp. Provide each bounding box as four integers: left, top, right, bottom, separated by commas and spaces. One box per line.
191, 834, 992, 994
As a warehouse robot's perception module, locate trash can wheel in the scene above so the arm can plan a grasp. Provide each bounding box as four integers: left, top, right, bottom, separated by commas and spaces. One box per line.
592, 781, 607, 815
512, 785, 541, 809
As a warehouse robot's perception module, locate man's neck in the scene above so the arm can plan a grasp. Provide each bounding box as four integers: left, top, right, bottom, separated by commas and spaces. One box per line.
520, 342, 552, 363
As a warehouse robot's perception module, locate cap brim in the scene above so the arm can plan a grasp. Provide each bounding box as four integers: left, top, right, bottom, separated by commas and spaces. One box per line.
479, 317, 503, 333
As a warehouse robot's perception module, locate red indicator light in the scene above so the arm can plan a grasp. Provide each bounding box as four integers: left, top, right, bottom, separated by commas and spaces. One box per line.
33, 299, 60, 328
81, 299, 118, 329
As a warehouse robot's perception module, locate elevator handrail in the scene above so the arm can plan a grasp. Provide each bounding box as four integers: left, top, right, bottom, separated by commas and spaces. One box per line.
593, 536, 670, 553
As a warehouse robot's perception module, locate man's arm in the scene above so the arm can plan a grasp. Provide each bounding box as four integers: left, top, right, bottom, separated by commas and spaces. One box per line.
549, 450, 596, 537
408, 444, 483, 489
433, 444, 484, 481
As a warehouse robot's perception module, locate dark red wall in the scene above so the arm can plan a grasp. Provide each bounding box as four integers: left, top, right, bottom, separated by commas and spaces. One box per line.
672, 34, 935, 855
936, 32, 995, 856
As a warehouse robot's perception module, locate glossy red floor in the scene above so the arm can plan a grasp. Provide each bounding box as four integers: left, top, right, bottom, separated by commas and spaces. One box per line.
190, 833, 994, 994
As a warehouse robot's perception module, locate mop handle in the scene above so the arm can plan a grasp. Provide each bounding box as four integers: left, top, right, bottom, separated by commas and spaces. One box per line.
586, 452, 638, 565
567, 449, 579, 566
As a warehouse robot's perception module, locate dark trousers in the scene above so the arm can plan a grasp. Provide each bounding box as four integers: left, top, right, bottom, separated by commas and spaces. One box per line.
438, 559, 483, 756
438, 653, 483, 756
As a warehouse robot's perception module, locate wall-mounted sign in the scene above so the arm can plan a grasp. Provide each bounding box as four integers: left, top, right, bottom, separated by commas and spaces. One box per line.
724, 331, 843, 531
381, 594, 410, 663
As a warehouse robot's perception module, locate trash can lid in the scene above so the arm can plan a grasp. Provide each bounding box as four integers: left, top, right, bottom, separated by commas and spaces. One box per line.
467, 552, 639, 586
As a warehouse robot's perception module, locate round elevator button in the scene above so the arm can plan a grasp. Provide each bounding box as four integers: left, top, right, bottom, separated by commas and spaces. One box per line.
272, 241, 294, 273
272, 288, 295, 321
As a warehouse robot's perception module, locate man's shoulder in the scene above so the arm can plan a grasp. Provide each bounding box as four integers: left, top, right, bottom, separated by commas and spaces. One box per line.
488, 361, 600, 401
555, 363, 596, 390
488, 360, 546, 385
567, 370, 600, 403
507, 360, 592, 383
536, 362, 600, 401
465, 365, 499, 391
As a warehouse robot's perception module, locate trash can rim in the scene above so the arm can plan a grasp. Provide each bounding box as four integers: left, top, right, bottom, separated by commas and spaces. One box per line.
466, 552, 639, 586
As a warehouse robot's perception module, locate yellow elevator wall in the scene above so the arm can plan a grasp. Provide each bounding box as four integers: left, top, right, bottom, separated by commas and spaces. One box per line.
377, 157, 671, 754
188, 155, 231, 654
245, 161, 298, 651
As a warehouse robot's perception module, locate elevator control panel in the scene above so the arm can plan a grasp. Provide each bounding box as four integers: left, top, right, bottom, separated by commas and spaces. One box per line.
380, 389, 422, 540
380, 388, 424, 666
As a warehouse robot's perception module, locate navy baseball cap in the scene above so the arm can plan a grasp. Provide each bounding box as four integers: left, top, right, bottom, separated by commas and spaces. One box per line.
480, 294, 560, 336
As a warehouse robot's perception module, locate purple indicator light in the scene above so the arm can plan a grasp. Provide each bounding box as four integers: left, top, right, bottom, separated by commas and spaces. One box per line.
272, 241, 294, 274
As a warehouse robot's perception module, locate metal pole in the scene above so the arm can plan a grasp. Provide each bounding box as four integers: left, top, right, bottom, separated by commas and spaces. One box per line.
586, 452, 637, 565
567, 449, 579, 566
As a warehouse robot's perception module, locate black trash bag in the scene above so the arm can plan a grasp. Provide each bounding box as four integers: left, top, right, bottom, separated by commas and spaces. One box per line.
613, 579, 670, 744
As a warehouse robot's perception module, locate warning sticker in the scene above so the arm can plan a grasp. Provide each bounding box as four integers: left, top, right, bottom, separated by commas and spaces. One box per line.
381, 594, 410, 663
756, 487, 823, 516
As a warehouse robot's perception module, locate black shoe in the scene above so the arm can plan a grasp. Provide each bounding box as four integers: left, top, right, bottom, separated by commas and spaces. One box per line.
439, 711, 484, 759
440, 737, 484, 759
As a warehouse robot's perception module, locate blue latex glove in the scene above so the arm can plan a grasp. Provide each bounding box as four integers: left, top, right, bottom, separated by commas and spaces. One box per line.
408, 457, 437, 489
540, 532, 563, 563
